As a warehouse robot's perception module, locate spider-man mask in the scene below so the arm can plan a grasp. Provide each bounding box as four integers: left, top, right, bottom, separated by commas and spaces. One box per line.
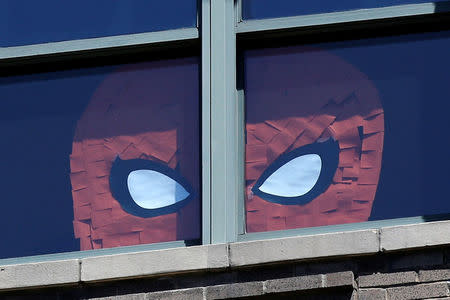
244, 46, 384, 232
70, 58, 200, 250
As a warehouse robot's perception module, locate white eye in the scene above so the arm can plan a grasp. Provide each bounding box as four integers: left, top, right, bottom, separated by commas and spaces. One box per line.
258, 154, 322, 197
127, 170, 190, 209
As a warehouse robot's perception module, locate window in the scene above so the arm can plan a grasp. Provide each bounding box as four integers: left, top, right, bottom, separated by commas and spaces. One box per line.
0, 2, 201, 261
234, 0, 450, 240
242, 33, 450, 234
0, 0, 449, 262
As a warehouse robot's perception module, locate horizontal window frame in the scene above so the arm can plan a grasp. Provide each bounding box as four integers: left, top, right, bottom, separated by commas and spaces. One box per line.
0, 28, 199, 63
237, 1, 450, 33
0, 240, 189, 267
238, 215, 450, 242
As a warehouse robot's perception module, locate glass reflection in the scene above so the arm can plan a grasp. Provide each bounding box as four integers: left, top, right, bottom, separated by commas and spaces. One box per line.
243, 0, 448, 20
0, 57, 200, 259
0, 0, 197, 47
244, 31, 450, 232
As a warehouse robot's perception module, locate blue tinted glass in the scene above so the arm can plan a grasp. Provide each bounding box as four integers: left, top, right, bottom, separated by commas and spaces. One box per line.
244, 31, 450, 233
0, 0, 197, 47
0, 57, 200, 259
243, 0, 448, 20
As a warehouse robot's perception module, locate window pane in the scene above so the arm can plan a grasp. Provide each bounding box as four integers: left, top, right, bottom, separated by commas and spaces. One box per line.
0, 1, 197, 47
243, 0, 447, 20
0, 57, 200, 259
244, 31, 450, 233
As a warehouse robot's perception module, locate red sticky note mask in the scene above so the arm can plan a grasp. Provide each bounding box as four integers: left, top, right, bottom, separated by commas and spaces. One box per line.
70, 58, 200, 250
245, 47, 384, 232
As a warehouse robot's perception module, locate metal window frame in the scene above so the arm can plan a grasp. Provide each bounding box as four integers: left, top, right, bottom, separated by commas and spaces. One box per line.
209, 0, 239, 243
236, 2, 450, 33
0, 28, 198, 60
201, 0, 212, 245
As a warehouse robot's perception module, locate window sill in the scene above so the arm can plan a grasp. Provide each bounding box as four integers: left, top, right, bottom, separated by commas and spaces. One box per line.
1, 220, 450, 291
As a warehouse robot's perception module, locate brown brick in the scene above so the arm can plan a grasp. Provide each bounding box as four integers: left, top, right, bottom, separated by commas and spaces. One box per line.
148, 288, 204, 300
205, 282, 263, 299
359, 288, 387, 300
387, 282, 450, 300
324, 271, 355, 288
264, 274, 323, 294
419, 268, 450, 282
358, 271, 417, 287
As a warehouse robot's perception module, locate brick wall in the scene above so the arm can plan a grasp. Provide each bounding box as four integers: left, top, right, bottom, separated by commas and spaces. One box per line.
2, 246, 450, 299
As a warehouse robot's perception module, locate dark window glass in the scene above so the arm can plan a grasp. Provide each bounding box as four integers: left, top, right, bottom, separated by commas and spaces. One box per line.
0, 57, 200, 259
0, 1, 197, 47
243, 0, 448, 20
244, 31, 450, 233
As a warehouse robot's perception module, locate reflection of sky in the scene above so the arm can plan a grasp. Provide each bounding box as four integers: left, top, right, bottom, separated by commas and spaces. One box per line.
243, 0, 448, 20
0, 0, 197, 47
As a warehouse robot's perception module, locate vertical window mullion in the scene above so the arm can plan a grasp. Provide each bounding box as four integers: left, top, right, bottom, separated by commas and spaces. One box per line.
201, 0, 212, 245
210, 0, 239, 243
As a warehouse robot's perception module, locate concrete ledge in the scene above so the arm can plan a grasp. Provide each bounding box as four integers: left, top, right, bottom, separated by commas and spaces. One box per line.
3, 220, 450, 291
229, 229, 379, 267
380, 220, 450, 251
0, 259, 79, 290
80, 244, 228, 282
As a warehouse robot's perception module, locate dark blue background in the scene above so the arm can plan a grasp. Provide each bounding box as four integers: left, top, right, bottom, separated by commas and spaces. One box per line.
0, 56, 202, 260
0, 0, 197, 47
243, 0, 448, 20
0, 66, 113, 259
244, 30, 450, 222
327, 32, 450, 220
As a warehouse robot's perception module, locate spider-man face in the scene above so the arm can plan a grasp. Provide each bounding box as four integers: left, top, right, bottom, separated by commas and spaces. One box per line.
244, 46, 384, 232
70, 58, 200, 250
69, 46, 384, 247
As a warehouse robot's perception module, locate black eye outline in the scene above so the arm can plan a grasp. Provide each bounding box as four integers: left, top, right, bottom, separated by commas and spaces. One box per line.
109, 157, 195, 218
251, 139, 339, 205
